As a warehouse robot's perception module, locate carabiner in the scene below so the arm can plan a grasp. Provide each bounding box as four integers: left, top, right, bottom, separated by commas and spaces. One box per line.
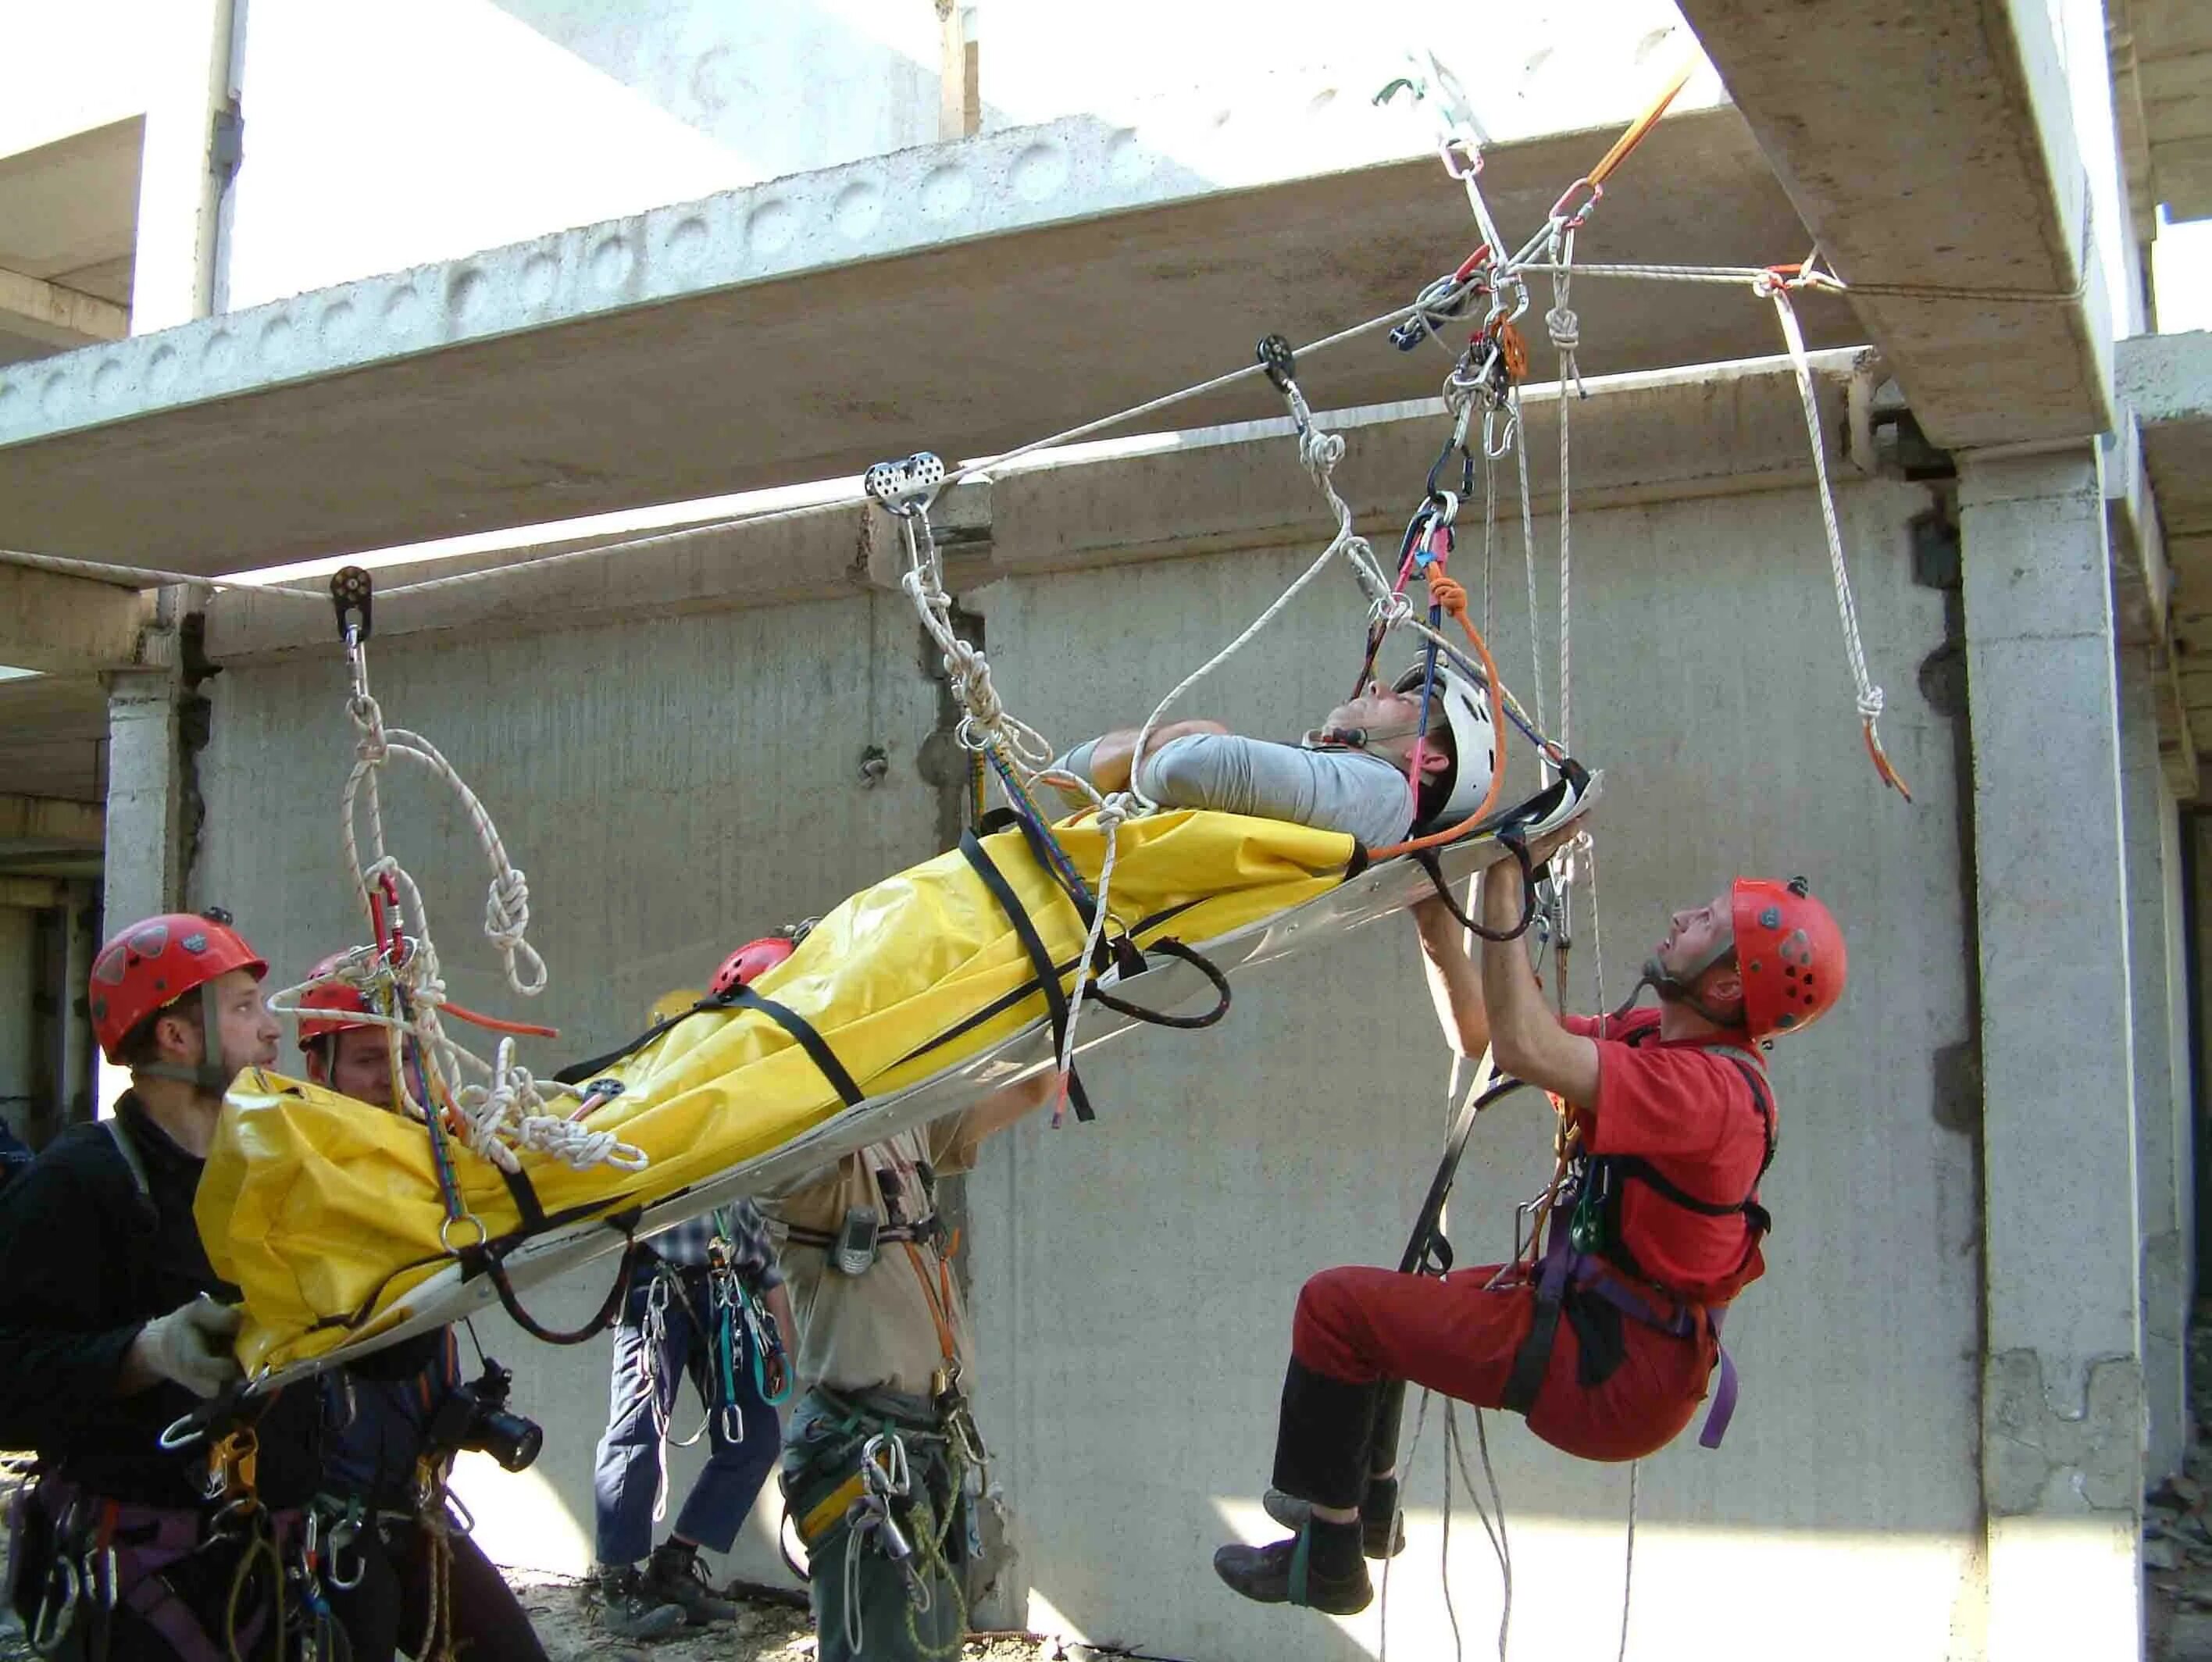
27, 1557, 80, 1657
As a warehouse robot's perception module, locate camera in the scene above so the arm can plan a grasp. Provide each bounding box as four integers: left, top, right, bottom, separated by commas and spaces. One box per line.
426, 1359, 543, 1474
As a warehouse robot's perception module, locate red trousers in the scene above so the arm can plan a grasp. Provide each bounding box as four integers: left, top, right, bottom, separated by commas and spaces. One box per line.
1290, 1263, 1720, 1464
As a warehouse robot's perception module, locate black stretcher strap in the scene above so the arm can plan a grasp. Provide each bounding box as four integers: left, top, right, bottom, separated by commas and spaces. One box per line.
553, 1011, 690, 1086
482, 1229, 644, 1346
958, 830, 1095, 1122
718, 984, 867, 1107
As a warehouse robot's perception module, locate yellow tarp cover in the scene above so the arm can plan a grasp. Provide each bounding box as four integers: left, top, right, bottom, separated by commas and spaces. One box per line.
201, 809, 1354, 1373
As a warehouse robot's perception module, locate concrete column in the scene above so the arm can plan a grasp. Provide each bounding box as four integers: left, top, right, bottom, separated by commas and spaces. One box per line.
2120, 644, 2188, 1482
98, 664, 185, 1114
1960, 445, 2143, 1661
130, 0, 239, 330
60, 879, 98, 1126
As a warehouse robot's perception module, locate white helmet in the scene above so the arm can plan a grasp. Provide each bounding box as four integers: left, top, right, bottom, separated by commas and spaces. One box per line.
1393, 662, 1497, 833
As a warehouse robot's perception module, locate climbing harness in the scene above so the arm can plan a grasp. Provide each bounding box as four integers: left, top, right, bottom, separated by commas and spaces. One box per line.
633, 1216, 791, 1519
786, 1388, 981, 1662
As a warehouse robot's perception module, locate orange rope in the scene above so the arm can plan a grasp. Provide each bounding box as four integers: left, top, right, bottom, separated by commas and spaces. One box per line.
1367, 572, 1511, 861
1586, 58, 1695, 188
903, 1240, 962, 1372
437, 999, 559, 1040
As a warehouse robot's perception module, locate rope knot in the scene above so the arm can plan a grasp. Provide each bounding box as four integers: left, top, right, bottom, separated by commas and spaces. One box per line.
1544, 303, 1579, 353
485, 868, 530, 947
1856, 686, 1886, 722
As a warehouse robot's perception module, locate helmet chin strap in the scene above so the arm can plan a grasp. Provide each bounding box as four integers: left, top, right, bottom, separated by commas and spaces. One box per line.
1618, 936, 1743, 1032
134, 982, 236, 1097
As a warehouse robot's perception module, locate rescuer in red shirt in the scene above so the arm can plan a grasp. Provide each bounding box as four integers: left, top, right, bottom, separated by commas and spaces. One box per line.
1215, 822, 1847, 1617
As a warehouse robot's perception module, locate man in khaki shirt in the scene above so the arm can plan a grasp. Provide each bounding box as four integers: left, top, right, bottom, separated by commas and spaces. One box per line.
764, 1079, 1051, 1662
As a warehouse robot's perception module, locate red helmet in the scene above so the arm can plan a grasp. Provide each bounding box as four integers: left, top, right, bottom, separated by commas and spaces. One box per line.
1733, 877, 1846, 1039
89, 911, 267, 1063
709, 936, 797, 1000
298, 953, 377, 1050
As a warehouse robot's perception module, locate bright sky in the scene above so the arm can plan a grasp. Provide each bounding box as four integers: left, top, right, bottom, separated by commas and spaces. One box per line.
2154, 211, 2212, 333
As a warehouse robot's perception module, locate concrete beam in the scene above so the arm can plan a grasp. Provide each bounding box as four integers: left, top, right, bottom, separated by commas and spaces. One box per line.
0, 266, 128, 350
0, 562, 152, 673
0, 107, 1857, 575
205, 349, 1868, 662
0, 876, 66, 911
2119, 332, 2212, 549
1675, 0, 2113, 448
0, 795, 103, 851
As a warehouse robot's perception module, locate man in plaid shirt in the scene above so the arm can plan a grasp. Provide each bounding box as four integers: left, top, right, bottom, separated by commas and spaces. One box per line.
589, 1199, 797, 1636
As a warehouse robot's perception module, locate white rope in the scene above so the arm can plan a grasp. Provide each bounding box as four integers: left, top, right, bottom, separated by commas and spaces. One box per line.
274, 634, 646, 1175
1617, 1458, 1639, 1662
1547, 226, 1579, 761
0, 544, 325, 598
1122, 408, 1399, 815
1761, 279, 1905, 796
1511, 389, 1544, 740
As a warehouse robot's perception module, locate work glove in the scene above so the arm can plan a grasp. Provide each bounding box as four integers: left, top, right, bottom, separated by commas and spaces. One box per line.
137, 1296, 244, 1397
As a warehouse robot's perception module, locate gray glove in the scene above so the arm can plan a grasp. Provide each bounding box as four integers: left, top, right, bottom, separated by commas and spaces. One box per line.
136, 1296, 244, 1397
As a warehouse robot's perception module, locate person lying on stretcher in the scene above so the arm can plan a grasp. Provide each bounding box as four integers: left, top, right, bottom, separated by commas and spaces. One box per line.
1047, 662, 1497, 847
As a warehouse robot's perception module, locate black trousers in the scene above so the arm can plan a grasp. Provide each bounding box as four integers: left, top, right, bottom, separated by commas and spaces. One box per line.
327, 1518, 545, 1662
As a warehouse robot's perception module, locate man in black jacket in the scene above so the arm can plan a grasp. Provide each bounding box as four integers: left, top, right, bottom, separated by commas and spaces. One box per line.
0, 911, 344, 1660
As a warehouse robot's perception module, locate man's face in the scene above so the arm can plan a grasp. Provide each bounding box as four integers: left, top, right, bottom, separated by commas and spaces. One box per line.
1324, 683, 1423, 742
1320, 683, 1450, 776
326, 1025, 396, 1109
202, 968, 281, 1082
1657, 891, 1736, 983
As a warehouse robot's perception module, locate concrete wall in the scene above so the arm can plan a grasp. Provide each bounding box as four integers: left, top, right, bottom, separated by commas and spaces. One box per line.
965, 473, 1978, 1658
216, 0, 1725, 309
191, 394, 1981, 1654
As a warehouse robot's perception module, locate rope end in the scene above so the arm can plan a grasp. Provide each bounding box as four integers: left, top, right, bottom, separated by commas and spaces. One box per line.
1863, 719, 1913, 803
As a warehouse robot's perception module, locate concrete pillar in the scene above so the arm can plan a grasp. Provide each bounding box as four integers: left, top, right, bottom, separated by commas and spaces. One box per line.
1960, 445, 2143, 1661
2121, 644, 2189, 1482
98, 664, 185, 1114
60, 879, 98, 1127
130, 0, 239, 330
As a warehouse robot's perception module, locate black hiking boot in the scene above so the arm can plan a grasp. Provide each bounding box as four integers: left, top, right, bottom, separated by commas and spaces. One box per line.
644, 1541, 738, 1626
1213, 1522, 1374, 1615
589, 1564, 687, 1641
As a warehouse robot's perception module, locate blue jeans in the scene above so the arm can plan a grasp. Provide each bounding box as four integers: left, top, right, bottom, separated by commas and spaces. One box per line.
592, 1258, 781, 1564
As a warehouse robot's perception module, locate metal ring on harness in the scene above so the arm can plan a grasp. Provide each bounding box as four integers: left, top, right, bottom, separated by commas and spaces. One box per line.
437, 1211, 491, 1255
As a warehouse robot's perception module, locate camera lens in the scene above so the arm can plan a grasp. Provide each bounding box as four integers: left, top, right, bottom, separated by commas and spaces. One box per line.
473, 1409, 544, 1474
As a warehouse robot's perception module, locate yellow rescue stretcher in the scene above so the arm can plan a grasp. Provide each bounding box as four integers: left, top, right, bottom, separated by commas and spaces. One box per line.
204, 774, 1594, 1389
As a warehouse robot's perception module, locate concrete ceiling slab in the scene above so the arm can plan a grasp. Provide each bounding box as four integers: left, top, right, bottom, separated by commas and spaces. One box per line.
2122, 330, 2212, 538
0, 119, 141, 282
1676, 0, 2111, 448
0, 107, 1855, 576
2132, 0, 2212, 219
0, 676, 108, 808
2118, 330, 2212, 748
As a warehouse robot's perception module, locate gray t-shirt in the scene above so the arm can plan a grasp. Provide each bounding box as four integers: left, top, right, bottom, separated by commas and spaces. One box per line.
1051, 733, 1414, 849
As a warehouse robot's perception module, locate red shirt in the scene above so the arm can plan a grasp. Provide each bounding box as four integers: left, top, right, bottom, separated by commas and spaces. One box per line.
1561, 1008, 1774, 1304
